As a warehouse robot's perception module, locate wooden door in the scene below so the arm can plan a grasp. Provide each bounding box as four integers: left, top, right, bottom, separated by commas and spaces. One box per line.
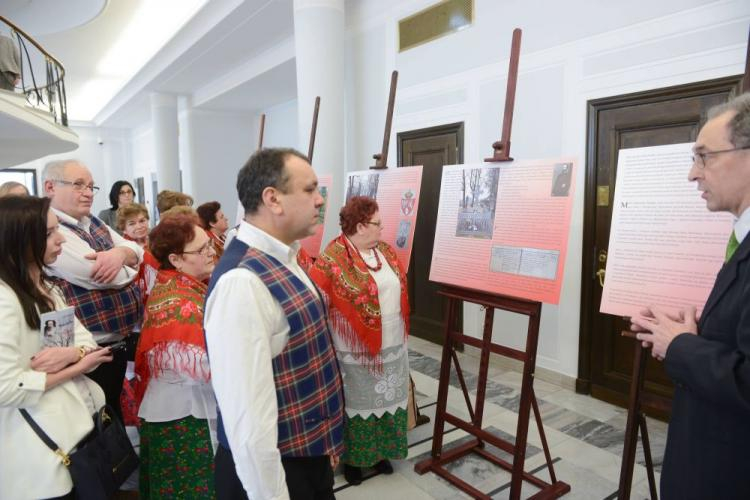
578, 76, 741, 419
398, 123, 464, 345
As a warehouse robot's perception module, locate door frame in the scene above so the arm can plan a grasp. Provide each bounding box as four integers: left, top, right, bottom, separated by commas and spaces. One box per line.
397, 121, 464, 345
397, 122, 464, 166
577, 75, 742, 394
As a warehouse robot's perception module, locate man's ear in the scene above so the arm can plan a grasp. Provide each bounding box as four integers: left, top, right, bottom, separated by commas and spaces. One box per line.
43, 180, 55, 197
262, 186, 283, 215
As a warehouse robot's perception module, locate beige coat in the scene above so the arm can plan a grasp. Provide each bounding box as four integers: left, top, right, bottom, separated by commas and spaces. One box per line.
0, 282, 105, 500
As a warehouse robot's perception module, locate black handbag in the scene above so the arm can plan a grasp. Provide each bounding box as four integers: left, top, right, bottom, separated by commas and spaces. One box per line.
20, 404, 139, 499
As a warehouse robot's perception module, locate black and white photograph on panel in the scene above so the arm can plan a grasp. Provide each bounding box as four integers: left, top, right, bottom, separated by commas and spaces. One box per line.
345, 173, 380, 201
455, 167, 500, 239
550, 162, 573, 197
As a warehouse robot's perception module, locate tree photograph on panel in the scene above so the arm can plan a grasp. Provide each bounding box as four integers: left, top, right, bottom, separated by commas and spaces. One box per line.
455, 166, 500, 239
345, 173, 380, 201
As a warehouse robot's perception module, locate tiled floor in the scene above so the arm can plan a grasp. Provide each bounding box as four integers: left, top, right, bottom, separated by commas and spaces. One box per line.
334, 336, 666, 499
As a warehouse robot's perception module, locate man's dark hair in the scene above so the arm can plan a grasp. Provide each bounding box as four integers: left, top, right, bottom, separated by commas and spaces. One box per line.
236, 148, 309, 215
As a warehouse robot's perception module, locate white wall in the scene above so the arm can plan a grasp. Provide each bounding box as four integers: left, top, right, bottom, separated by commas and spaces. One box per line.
344, 0, 750, 378
261, 99, 299, 149
10, 124, 132, 215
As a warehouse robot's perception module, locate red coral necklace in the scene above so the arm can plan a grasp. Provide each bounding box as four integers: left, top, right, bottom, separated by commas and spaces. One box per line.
356, 246, 382, 272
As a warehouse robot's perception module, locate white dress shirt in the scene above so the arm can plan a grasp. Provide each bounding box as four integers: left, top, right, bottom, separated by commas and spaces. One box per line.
205, 221, 317, 500
733, 206, 750, 244
47, 208, 143, 291
47, 208, 144, 343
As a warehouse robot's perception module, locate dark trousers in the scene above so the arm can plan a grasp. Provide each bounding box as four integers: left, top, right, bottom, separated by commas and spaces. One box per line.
85, 343, 127, 419
215, 445, 335, 500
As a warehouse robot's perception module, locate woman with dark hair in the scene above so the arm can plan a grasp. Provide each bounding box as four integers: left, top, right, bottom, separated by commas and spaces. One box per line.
309, 196, 410, 485
98, 180, 135, 230
0, 196, 113, 499
135, 214, 217, 498
196, 201, 229, 261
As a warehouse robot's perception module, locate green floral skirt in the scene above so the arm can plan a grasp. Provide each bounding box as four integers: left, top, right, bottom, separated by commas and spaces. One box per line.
343, 408, 408, 467
139, 416, 215, 499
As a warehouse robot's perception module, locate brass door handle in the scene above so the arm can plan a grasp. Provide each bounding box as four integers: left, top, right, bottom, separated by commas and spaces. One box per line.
596, 269, 605, 287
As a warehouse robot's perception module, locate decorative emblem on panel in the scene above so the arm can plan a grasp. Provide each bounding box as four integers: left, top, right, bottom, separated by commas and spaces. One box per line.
400, 189, 416, 216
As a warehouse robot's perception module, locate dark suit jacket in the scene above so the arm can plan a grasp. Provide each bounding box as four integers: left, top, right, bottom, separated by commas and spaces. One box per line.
661, 234, 750, 499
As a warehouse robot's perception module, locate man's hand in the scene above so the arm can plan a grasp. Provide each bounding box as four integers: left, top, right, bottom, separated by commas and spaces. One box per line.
632, 305, 698, 360
329, 455, 340, 469
85, 247, 128, 283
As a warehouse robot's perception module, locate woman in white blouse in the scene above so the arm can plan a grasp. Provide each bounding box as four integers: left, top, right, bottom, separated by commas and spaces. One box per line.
0, 196, 112, 500
134, 213, 217, 498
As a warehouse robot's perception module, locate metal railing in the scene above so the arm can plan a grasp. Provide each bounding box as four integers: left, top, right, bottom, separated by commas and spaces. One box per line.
0, 15, 68, 126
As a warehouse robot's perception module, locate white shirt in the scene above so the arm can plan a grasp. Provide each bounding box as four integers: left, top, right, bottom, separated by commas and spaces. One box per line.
733, 206, 750, 244
204, 221, 317, 500
47, 208, 144, 342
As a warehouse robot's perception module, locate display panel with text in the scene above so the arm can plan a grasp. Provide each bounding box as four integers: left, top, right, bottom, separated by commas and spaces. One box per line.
343, 166, 423, 271
600, 143, 733, 317
429, 160, 576, 304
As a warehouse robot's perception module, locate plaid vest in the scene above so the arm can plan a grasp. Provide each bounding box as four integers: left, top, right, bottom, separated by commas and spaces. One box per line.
55, 217, 142, 337
210, 241, 344, 458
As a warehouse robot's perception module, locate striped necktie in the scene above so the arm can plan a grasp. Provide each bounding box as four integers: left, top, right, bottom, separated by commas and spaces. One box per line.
725, 231, 740, 263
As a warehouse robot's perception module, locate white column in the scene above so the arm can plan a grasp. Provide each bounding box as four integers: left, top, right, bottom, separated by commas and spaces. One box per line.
150, 92, 181, 192
293, 0, 345, 243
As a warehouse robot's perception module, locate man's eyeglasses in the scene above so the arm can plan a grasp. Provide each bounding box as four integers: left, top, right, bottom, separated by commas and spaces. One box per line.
691, 146, 750, 169
53, 179, 100, 194
181, 241, 215, 257
365, 220, 383, 228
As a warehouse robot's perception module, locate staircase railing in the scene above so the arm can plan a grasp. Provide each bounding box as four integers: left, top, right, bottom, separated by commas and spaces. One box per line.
0, 15, 68, 126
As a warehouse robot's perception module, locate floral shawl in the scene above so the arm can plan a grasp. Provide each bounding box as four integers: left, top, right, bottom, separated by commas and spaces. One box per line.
134, 269, 210, 406
308, 234, 409, 372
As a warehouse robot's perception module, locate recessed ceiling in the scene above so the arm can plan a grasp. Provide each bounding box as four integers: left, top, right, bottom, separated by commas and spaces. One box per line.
1, 0, 108, 36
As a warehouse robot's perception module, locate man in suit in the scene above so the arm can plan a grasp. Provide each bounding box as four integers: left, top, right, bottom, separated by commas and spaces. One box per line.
632, 93, 750, 499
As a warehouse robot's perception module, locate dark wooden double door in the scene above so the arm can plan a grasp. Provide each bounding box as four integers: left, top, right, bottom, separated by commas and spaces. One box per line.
398, 123, 464, 344
579, 76, 742, 418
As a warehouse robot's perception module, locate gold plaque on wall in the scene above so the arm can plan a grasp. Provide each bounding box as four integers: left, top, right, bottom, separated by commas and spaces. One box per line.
399, 0, 473, 53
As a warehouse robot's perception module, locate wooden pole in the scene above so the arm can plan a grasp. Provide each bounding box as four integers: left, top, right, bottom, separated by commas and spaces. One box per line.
485, 28, 522, 162
257, 113, 266, 151
742, 25, 750, 93
308, 96, 321, 161
371, 70, 398, 169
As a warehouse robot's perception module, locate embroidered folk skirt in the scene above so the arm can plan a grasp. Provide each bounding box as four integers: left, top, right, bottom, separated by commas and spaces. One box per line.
139, 416, 215, 499
343, 407, 408, 467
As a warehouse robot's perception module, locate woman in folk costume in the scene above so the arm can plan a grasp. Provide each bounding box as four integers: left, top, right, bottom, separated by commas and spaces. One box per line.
196, 201, 229, 262
309, 196, 410, 485
135, 214, 217, 499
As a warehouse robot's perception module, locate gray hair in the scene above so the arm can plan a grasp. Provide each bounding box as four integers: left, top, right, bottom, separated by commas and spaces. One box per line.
41, 159, 81, 183
707, 92, 750, 148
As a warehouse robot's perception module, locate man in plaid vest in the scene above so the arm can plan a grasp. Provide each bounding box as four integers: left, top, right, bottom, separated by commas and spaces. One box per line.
43, 160, 143, 418
205, 148, 345, 500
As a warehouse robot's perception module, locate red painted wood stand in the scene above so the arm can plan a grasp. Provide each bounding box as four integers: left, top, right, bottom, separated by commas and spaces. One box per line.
414, 285, 570, 499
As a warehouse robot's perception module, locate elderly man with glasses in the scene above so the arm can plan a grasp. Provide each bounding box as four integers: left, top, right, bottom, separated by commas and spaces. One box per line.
631, 93, 750, 500
42, 159, 144, 419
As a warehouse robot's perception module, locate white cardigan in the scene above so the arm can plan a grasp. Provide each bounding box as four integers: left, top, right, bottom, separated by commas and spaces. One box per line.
0, 282, 105, 500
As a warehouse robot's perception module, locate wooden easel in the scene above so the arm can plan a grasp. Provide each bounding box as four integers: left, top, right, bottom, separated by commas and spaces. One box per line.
616, 25, 750, 500
616, 332, 658, 500
257, 113, 266, 150
308, 96, 321, 161
371, 70, 398, 169
414, 29, 569, 500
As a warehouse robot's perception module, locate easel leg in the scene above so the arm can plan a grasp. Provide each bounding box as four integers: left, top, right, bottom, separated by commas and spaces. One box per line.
509, 308, 541, 499
617, 341, 648, 500
639, 415, 658, 499
530, 387, 557, 484
473, 307, 495, 430
429, 297, 459, 459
